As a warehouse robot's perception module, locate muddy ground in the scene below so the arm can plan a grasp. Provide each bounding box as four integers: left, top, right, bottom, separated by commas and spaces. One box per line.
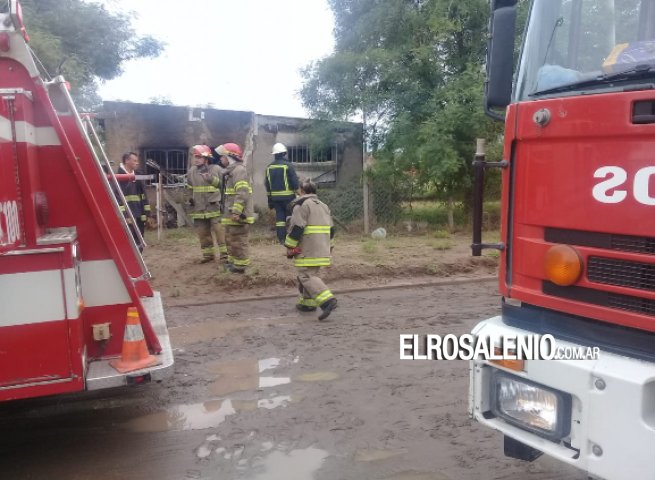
0, 281, 585, 480
143, 228, 500, 306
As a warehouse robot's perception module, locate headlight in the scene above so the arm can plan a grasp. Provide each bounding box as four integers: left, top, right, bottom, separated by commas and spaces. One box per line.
491, 371, 571, 440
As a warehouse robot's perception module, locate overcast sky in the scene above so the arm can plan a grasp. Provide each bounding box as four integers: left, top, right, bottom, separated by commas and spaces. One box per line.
98, 0, 335, 118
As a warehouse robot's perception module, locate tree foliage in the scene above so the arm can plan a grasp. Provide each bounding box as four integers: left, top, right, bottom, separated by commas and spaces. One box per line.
301, 0, 506, 204
18, 0, 163, 109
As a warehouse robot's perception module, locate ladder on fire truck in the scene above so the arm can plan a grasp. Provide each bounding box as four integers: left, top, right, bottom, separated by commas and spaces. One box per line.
43, 76, 162, 351
80, 112, 149, 252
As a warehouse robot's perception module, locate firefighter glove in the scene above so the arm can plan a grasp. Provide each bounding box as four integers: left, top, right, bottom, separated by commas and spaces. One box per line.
189, 198, 195, 207
286, 247, 302, 258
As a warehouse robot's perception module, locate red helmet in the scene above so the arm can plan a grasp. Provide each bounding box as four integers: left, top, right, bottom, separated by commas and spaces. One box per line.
191, 144, 212, 157
215, 143, 243, 161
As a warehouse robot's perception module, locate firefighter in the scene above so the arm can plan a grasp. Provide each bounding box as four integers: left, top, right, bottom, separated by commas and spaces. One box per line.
187, 144, 227, 263
265, 143, 299, 244
215, 142, 253, 273
117, 152, 151, 252
285, 179, 338, 320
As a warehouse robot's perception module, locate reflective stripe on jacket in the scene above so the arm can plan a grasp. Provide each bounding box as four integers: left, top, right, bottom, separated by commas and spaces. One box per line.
117, 166, 150, 221
187, 164, 222, 219
221, 162, 254, 225
284, 194, 333, 267
265, 159, 298, 200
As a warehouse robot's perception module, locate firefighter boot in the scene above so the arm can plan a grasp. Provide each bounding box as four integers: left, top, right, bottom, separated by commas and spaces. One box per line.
318, 298, 338, 321
296, 304, 316, 312
225, 263, 245, 274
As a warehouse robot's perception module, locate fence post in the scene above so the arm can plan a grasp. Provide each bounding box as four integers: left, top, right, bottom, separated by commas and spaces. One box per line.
362, 112, 370, 234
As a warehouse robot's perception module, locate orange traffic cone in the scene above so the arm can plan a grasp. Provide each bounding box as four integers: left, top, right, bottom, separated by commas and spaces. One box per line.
109, 306, 158, 373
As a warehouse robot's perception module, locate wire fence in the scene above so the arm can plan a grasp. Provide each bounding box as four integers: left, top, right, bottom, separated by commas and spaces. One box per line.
147, 173, 501, 237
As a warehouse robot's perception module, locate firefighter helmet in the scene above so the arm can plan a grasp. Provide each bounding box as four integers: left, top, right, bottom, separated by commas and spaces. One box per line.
191, 144, 212, 157
271, 143, 287, 155
215, 143, 243, 161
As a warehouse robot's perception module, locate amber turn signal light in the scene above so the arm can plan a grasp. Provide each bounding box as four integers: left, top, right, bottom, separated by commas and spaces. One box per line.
490, 347, 525, 372
545, 245, 582, 286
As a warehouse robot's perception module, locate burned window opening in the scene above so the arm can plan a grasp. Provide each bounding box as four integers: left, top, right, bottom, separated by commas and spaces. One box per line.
143, 148, 188, 185
287, 145, 337, 164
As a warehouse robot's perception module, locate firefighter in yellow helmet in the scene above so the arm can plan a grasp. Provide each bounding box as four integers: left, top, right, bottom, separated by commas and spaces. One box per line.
285, 178, 337, 320
186, 144, 227, 263
215, 143, 254, 273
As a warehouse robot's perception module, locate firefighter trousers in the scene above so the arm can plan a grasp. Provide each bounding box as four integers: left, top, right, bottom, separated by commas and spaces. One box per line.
127, 219, 146, 252
226, 224, 250, 271
296, 267, 334, 309
195, 217, 227, 260
271, 200, 291, 244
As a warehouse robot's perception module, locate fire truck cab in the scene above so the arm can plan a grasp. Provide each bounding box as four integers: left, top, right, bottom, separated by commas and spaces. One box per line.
470, 1, 655, 479
0, 1, 173, 402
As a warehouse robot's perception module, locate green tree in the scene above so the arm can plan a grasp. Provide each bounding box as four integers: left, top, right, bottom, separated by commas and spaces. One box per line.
18, 0, 163, 109
301, 0, 506, 227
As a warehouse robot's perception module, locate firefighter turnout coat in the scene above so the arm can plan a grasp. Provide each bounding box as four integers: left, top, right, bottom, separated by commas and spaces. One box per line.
284, 194, 334, 268
265, 158, 299, 202
117, 164, 151, 222
187, 164, 223, 220
221, 162, 254, 225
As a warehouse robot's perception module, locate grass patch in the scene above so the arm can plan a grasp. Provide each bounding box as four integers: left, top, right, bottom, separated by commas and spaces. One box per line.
361, 239, 379, 254
432, 229, 451, 239
430, 239, 455, 251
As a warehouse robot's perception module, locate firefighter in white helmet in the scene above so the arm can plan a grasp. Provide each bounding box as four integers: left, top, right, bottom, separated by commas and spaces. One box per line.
215, 142, 253, 273
186, 145, 227, 263
265, 142, 299, 243
285, 178, 337, 320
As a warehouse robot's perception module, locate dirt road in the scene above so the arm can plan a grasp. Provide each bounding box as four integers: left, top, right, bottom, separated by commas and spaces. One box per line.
0, 280, 585, 480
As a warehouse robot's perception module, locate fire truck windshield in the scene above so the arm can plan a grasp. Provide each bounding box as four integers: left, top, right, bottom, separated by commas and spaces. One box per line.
515, 0, 655, 100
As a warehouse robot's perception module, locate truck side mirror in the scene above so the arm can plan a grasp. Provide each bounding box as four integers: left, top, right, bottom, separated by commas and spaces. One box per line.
485, 0, 518, 120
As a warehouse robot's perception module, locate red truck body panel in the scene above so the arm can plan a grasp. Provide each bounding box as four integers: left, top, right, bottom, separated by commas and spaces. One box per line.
499, 91, 655, 332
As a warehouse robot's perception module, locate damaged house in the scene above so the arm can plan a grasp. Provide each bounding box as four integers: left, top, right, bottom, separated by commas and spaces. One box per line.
100, 101, 363, 222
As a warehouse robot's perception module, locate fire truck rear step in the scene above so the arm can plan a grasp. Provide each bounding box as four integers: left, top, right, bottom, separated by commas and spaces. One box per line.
86, 292, 174, 390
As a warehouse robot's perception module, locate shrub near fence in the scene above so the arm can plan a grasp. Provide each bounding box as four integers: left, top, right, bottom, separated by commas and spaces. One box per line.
317, 177, 500, 234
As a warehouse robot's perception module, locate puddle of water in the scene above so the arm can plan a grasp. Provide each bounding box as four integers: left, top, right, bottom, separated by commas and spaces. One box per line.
124, 393, 295, 433
206, 358, 290, 396
249, 447, 328, 480
258, 357, 280, 372
259, 377, 291, 388
196, 445, 212, 459
206, 358, 259, 396
123, 399, 235, 432
354, 448, 407, 462
295, 371, 339, 382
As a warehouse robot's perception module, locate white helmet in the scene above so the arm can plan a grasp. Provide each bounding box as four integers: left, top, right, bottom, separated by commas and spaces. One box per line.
271, 143, 287, 155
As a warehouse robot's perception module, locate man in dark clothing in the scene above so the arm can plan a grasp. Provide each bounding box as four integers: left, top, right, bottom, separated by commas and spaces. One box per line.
117, 152, 151, 251
265, 143, 299, 244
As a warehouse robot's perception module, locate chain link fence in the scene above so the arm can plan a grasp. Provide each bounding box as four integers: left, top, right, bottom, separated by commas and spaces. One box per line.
149, 172, 500, 237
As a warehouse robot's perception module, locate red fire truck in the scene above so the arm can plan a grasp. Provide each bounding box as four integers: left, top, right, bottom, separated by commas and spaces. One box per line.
0, 1, 173, 402
470, 1, 655, 479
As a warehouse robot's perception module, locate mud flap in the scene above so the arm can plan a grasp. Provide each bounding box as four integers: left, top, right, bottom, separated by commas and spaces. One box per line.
504, 435, 543, 462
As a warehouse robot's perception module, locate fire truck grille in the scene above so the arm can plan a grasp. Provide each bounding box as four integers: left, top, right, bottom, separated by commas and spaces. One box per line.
543, 282, 655, 317
545, 228, 655, 255
587, 257, 655, 292
610, 235, 655, 254
608, 293, 655, 316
